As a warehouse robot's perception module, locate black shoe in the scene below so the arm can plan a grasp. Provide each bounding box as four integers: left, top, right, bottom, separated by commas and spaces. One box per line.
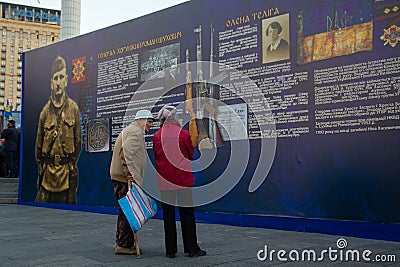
188, 250, 206, 257
166, 253, 176, 258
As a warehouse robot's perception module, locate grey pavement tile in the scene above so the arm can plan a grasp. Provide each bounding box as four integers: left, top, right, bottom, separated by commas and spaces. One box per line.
278, 262, 371, 266
358, 242, 400, 251
18, 254, 102, 267
0, 257, 26, 267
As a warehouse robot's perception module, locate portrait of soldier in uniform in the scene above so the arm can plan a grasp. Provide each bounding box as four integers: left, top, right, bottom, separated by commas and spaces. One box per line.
35, 56, 82, 204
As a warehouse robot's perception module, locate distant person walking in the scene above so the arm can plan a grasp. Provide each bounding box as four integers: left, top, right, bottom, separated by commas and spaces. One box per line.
1, 119, 19, 177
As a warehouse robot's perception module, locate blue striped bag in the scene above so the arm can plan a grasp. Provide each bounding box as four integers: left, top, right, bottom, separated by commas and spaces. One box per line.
118, 182, 157, 232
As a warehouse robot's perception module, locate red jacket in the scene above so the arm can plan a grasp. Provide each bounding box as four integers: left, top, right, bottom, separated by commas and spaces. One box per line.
153, 120, 194, 190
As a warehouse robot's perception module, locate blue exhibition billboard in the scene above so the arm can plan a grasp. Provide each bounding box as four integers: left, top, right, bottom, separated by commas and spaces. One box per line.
21, 0, 400, 240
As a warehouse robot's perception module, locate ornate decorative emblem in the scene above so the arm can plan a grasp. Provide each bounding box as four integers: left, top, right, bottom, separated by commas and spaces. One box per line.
86, 118, 110, 152
72, 56, 86, 83
380, 25, 400, 47
376, 2, 400, 26
384, 5, 399, 14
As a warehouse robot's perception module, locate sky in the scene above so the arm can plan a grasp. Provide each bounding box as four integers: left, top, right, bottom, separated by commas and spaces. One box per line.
4, 0, 189, 35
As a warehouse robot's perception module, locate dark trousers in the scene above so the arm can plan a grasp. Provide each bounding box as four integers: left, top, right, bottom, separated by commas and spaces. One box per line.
35, 186, 69, 203
4, 151, 17, 177
112, 180, 134, 248
160, 189, 200, 255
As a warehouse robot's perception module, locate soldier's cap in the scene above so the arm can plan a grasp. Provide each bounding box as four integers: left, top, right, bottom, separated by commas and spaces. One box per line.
52, 56, 66, 75
134, 110, 154, 121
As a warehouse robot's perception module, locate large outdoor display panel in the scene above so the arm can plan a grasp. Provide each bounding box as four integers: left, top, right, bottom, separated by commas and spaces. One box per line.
21, 0, 400, 240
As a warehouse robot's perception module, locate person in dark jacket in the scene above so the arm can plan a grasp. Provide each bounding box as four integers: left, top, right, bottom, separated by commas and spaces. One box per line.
1, 119, 19, 177
153, 105, 206, 258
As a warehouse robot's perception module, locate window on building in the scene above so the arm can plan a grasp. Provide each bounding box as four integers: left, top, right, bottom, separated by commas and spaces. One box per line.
0, 90, 4, 96
34, 12, 40, 23
2, 38, 6, 44
1, 68, 5, 74
17, 84, 22, 90
11, 32, 15, 37
1, 61, 5, 67
8, 91, 13, 96
9, 77, 13, 81
36, 30, 39, 39
1, 54, 5, 60
1, 46, 6, 52
9, 83, 13, 89
34, 42, 39, 47
0, 83, 4, 89
26, 13, 33, 22
9, 69, 14, 74
10, 47, 14, 53
0, 76, 4, 81
10, 61, 14, 67
13, 9, 21, 21
18, 48, 23, 53
17, 91, 22, 97
19, 40, 23, 46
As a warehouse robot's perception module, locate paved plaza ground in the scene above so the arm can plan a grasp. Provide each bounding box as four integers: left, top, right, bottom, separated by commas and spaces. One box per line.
0, 204, 399, 266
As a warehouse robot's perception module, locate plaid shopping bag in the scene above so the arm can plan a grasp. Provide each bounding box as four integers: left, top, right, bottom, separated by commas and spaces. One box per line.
118, 182, 157, 232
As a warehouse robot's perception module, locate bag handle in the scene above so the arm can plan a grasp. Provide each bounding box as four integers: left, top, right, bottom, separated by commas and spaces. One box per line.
128, 179, 138, 191
128, 180, 133, 191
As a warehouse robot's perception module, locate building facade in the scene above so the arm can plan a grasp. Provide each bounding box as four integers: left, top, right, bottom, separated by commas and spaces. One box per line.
0, 1, 60, 111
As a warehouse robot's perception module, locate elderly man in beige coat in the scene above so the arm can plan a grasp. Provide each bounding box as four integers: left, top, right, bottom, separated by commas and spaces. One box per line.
110, 109, 154, 255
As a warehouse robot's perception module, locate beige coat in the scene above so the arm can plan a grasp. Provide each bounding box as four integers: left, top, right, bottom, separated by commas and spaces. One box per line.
110, 120, 146, 186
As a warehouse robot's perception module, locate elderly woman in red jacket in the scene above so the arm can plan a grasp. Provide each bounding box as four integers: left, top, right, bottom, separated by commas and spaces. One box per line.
153, 105, 206, 258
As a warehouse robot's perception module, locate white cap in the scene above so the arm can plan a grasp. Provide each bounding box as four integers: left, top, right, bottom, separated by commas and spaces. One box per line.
134, 110, 154, 120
